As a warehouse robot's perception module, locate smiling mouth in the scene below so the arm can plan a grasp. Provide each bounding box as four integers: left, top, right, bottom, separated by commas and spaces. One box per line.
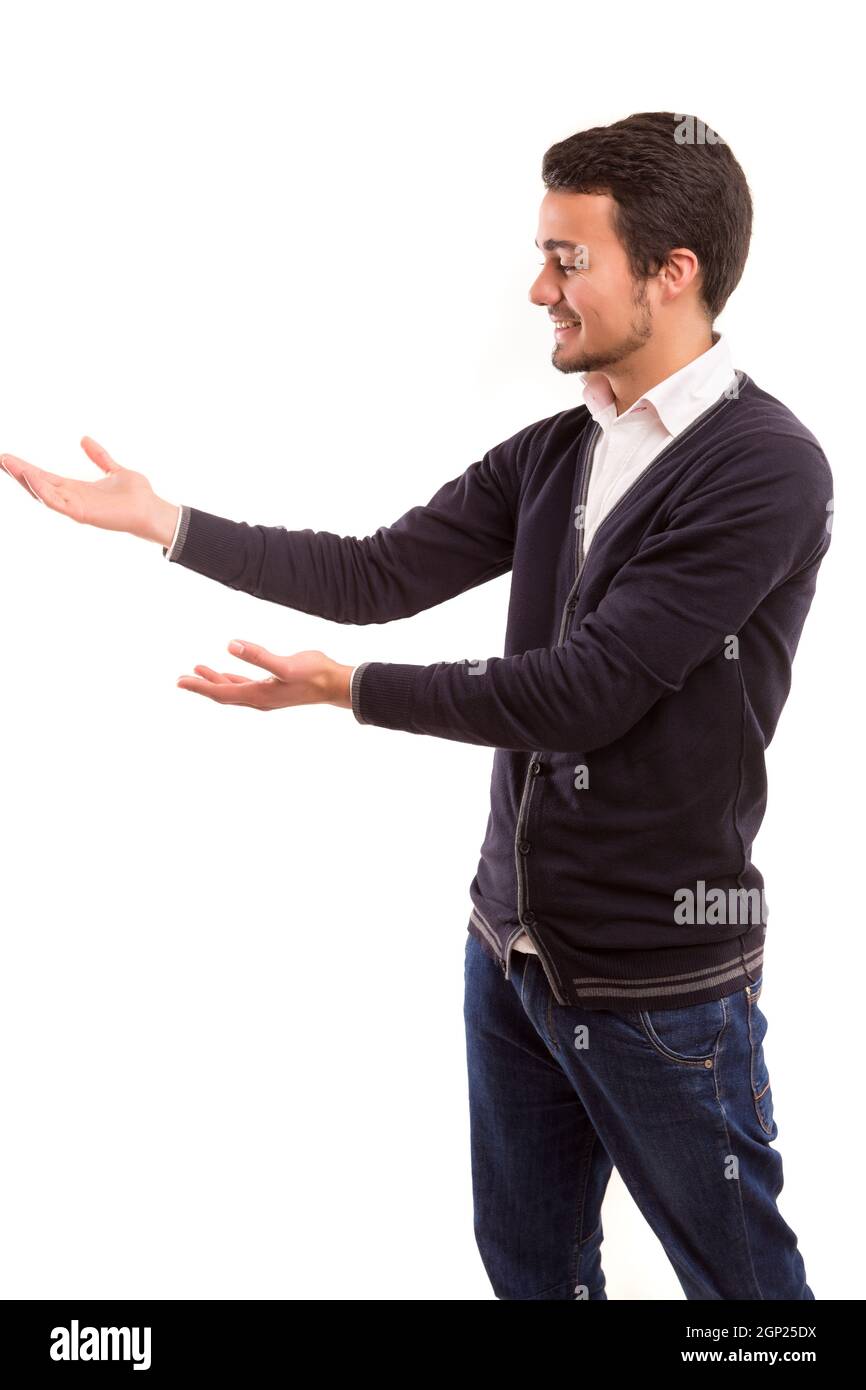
553, 319, 582, 337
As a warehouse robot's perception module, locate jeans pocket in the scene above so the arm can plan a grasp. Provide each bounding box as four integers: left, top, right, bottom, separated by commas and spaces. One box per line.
746, 976, 775, 1135
636, 995, 727, 1067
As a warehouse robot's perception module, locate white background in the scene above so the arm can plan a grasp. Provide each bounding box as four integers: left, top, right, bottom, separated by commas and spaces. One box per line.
0, 0, 860, 1300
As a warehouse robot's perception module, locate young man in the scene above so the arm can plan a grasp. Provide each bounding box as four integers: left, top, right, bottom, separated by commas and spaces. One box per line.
2, 111, 832, 1300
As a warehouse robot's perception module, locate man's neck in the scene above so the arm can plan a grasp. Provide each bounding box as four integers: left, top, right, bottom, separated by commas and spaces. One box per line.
606, 329, 719, 416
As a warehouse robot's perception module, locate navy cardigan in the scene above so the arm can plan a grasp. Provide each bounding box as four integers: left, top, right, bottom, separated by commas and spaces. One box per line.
165, 369, 833, 1009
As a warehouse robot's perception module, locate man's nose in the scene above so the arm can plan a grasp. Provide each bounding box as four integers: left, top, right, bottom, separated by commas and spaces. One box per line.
528, 271, 561, 308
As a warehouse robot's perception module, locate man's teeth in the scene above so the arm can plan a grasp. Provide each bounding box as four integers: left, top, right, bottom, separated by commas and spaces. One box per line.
553, 319, 581, 327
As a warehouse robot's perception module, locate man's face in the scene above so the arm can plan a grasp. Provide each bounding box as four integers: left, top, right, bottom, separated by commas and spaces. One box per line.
530, 189, 656, 375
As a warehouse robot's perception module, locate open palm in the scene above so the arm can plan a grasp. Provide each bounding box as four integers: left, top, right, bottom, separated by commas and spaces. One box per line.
1, 436, 159, 539
177, 643, 347, 710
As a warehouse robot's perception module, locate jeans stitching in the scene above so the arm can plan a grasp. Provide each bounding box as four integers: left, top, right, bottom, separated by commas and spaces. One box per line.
746, 990, 775, 1135
568, 1136, 601, 1297
711, 1000, 766, 1299
545, 990, 560, 1053
636, 997, 728, 1067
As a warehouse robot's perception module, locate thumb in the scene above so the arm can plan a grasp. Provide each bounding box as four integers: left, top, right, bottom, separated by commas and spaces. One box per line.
80, 436, 121, 473
228, 640, 275, 670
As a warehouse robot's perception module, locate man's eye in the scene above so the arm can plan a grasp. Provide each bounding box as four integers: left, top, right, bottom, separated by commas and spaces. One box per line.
537, 261, 580, 274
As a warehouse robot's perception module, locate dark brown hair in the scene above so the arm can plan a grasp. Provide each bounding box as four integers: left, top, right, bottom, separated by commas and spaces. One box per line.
541, 112, 753, 322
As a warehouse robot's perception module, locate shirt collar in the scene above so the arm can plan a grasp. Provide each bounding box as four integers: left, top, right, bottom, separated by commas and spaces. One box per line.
579, 331, 737, 438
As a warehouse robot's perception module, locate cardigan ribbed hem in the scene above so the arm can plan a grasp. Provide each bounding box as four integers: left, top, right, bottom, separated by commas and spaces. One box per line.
468, 915, 766, 1012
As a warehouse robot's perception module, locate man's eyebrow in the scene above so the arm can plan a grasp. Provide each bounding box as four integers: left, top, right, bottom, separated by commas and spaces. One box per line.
535, 238, 583, 251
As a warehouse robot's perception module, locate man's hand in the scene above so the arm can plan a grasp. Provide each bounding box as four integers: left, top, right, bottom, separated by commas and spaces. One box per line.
0, 437, 179, 546
176, 641, 354, 711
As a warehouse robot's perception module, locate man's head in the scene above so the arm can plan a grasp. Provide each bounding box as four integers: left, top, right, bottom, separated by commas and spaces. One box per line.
530, 111, 753, 377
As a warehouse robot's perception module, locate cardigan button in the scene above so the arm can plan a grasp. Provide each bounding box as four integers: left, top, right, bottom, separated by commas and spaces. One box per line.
518, 840, 531, 854
531, 759, 543, 775
521, 911, 537, 927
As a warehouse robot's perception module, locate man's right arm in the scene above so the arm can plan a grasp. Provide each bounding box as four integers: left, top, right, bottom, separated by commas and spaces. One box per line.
158, 419, 546, 626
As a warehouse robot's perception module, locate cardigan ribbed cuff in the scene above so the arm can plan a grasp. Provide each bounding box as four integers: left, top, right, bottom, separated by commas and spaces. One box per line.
160, 505, 255, 579
162, 503, 191, 561
350, 662, 371, 722
353, 661, 420, 732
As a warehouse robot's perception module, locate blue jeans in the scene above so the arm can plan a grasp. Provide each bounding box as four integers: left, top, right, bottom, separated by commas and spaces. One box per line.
463, 932, 814, 1300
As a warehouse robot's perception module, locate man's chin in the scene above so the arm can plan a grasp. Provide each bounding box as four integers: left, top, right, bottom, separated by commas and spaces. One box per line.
551, 348, 589, 375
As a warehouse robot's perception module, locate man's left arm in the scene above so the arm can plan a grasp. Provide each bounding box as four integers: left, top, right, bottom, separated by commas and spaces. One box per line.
344, 438, 833, 752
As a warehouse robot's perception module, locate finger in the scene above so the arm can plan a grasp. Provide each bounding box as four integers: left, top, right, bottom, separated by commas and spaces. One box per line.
176, 675, 227, 697
191, 665, 254, 687
175, 676, 253, 706
21, 471, 78, 518
80, 436, 121, 473
1, 456, 39, 497
18, 470, 53, 504
2, 454, 81, 490
1, 455, 44, 495
193, 664, 233, 684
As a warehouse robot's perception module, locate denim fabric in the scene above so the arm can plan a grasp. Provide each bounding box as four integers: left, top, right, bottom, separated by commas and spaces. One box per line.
463, 931, 813, 1300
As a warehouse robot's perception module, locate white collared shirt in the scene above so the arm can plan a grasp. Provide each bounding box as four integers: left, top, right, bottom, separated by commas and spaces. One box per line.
581, 330, 736, 555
